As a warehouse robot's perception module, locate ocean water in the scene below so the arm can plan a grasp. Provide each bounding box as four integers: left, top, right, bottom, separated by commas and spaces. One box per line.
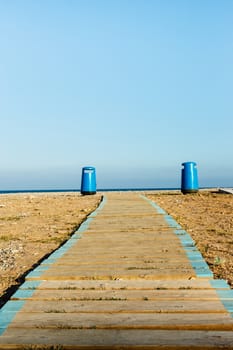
0, 187, 180, 195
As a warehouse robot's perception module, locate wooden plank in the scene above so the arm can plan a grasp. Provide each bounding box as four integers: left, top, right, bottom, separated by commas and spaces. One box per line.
15, 299, 227, 313
60, 245, 186, 252
53, 251, 192, 257
85, 226, 175, 232
1, 329, 233, 348
85, 224, 173, 231
12, 288, 225, 301
21, 279, 229, 291
89, 211, 164, 215
29, 270, 196, 281
34, 264, 195, 272
47, 257, 192, 266
38, 263, 194, 271
8, 312, 233, 331
56, 249, 188, 258
68, 237, 182, 244
63, 246, 187, 253
36, 264, 211, 280
70, 234, 183, 241
75, 236, 178, 242
60, 247, 193, 253
42, 256, 196, 266
87, 217, 168, 224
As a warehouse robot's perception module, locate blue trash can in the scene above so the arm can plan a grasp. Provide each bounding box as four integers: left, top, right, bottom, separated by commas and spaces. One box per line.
181, 162, 198, 194
81, 166, 96, 195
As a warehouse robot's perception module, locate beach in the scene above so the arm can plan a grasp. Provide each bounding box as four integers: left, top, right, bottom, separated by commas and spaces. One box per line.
0, 190, 232, 309
146, 190, 233, 288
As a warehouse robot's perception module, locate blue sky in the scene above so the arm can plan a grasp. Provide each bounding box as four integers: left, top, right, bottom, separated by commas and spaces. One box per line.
0, 0, 233, 190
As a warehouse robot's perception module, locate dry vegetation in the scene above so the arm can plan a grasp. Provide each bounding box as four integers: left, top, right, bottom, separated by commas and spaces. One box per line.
146, 190, 233, 288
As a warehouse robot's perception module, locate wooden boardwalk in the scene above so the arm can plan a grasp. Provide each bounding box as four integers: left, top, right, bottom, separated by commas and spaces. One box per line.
0, 192, 233, 349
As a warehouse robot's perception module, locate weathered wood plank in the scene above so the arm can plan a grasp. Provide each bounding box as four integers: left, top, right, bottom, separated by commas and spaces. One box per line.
47, 257, 193, 266
85, 226, 173, 232
38, 260, 192, 274
62, 243, 185, 250
29, 271, 196, 281
12, 289, 224, 301
16, 299, 227, 313
8, 312, 233, 331
21, 279, 228, 291
1, 329, 233, 348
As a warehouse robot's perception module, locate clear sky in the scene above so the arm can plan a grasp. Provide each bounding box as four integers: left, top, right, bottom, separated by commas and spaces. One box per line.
0, 0, 232, 190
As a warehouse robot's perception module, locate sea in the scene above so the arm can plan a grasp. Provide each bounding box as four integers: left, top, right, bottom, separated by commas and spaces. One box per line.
0, 187, 181, 195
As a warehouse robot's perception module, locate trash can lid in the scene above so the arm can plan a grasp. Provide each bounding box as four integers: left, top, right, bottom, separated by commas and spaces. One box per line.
82, 166, 95, 170
182, 161, 197, 166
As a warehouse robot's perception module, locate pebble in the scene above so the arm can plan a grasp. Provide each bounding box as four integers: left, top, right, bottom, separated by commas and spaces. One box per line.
0, 242, 24, 270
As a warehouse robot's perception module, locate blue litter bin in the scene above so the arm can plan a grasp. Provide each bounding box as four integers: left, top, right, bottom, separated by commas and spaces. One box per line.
181, 162, 198, 194
81, 166, 96, 195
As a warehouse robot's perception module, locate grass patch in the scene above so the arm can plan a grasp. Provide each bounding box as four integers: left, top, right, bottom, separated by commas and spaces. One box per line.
214, 256, 225, 266
0, 234, 17, 241
0, 216, 21, 221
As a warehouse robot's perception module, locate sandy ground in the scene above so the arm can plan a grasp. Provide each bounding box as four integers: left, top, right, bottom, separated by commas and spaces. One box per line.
146, 190, 233, 289
0, 192, 102, 307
